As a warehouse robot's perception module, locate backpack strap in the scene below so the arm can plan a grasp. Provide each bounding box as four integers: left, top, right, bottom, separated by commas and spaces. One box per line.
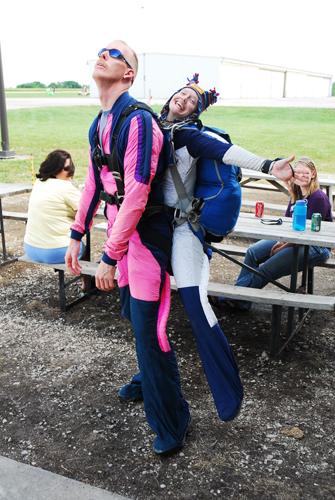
166, 121, 204, 230
100, 102, 159, 208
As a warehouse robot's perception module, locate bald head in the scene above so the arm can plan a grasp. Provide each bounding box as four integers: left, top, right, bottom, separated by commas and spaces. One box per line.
118, 40, 138, 78
107, 40, 138, 83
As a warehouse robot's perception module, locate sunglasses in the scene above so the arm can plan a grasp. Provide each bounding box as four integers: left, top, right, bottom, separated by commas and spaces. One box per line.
98, 48, 132, 69
260, 218, 283, 225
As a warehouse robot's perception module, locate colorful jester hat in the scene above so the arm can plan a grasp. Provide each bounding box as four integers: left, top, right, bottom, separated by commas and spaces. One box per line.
160, 73, 220, 121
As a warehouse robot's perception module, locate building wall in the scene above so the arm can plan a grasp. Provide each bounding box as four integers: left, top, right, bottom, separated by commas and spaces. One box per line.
284, 72, 331, 98
131, 53, 220, 100
220, 61, 285, 99
88, 54, 332, 100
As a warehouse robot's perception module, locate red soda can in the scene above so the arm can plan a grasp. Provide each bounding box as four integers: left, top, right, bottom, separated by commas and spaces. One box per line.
255, 201, 264, 218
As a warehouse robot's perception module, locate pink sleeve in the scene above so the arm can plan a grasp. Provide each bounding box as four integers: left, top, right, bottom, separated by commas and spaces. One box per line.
103, 115, 163, 261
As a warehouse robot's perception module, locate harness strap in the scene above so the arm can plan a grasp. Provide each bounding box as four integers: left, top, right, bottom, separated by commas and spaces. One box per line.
167, 121, 204, 231
169, 163, 191, 212
104, 153, 125, 207
97, 102, 158, 209
100, 190, 124, 207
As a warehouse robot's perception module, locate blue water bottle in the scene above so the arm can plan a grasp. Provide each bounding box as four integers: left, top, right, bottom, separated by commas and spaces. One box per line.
292, 200, 307, 231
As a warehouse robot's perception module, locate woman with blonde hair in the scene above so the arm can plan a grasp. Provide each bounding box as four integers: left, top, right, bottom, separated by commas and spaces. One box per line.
217, 156, 333, 311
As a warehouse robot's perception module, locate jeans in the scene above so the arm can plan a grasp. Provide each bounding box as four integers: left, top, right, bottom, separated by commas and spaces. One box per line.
24, 241, 85, 264
234, 239, 331, 309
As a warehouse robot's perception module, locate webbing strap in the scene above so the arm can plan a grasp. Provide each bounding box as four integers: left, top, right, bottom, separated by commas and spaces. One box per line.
169, 164, 191, 213
167, 123, 203, 230
104, 102, 158, 207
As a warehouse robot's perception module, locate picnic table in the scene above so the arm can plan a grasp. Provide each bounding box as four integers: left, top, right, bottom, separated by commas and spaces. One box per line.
241, 169, 335, 208
0, 183, 32, 265
213, 212, 335, 353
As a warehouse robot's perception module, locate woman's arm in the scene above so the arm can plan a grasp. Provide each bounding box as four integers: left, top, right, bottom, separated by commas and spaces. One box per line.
175, 127, 294, 180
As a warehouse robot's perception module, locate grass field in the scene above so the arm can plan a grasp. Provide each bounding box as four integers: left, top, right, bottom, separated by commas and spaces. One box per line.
5, 88, 86, 99
1, 105, 334, 183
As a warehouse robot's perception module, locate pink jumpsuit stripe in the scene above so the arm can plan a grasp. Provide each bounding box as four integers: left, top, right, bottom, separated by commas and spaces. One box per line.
157, 272, 172, 352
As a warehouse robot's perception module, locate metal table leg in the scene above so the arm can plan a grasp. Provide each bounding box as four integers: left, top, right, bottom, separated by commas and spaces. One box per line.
270, 305, 283, 357
307, 266, 314, 294
286, 245, 299, 337
298, 245, 309, 321
0, 198, 7, 260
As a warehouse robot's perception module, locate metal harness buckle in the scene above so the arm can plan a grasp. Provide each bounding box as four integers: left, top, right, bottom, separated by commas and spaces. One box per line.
173, 208, 182, 220
112, 171, 123, 182
187, 210, 200, 224
115, 193, 124, 205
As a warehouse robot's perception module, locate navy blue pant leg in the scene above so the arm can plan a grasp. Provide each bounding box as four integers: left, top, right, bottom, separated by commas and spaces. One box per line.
120, 285, 190, 450
178, 286, 243, 421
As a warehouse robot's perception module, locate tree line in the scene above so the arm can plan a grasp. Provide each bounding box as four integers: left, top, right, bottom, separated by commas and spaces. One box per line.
17, 81, 82, 89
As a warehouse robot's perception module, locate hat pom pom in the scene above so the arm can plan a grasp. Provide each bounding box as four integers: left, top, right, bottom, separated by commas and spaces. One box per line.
209, 87, 220, 105
187, 73, 199, 85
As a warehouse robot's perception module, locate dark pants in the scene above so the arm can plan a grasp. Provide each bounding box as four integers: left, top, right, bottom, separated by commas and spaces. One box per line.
120, 286, 190, 450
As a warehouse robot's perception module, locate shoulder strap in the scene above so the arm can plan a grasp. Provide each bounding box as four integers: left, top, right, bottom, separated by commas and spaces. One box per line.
111, 102, 158, 148
165, 120, 205, 228
167, 119, 203, 209
200, 125, 232, 144
106, 102, 158, 206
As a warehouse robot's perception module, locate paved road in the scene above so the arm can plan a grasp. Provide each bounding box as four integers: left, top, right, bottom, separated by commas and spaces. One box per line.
0, 455, 129, 500
6, 96, 335, 110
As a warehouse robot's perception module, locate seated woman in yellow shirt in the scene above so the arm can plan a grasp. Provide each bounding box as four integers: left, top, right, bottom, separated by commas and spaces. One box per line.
24, 150, 84, 263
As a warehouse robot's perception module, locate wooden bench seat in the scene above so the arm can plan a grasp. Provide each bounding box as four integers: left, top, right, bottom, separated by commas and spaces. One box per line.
204, 282, 335, 311
2, 211, 28, 221
18, 256, 98, 312
19, 254, 335, 356
18, 257, 98, 275
184, 279, 335, 356
19, 254, 334, 310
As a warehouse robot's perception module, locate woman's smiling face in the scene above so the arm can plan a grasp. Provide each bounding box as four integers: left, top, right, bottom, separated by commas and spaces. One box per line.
293, 162, 315, 189
167, 87, 199, 121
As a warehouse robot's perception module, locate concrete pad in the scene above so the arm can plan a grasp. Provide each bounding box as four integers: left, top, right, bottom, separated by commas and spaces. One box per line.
0, 456, 129, 500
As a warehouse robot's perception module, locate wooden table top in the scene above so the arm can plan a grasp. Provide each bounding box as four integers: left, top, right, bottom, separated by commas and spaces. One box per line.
0, 183, 32, 199
233, 212, 335, 248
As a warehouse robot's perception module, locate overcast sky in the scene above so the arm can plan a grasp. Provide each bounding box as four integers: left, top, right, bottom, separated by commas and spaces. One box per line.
1, 0, 334, 87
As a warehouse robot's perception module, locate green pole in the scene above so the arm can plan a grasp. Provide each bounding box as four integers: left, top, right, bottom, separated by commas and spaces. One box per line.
0, 42, 15, 158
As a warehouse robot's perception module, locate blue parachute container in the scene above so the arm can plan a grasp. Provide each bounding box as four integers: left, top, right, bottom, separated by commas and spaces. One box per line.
194, 127, 242, 242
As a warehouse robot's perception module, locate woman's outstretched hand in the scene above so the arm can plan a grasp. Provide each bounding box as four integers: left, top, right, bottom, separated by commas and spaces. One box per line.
271, 155, 295, 181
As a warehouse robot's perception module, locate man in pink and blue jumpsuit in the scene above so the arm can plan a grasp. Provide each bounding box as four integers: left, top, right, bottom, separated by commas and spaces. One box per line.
65, 40, 190, 455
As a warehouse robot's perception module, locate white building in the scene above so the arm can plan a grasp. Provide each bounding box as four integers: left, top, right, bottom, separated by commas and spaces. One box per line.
88, 53, 333, 100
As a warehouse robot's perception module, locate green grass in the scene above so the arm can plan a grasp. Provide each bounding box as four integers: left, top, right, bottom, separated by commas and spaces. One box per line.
5, 88, 86, 98
200, 107, 335, 172
1, 105, 334, 183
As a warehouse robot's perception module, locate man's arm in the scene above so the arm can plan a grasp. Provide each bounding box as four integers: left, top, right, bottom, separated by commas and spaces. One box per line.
94, 112, 162, 291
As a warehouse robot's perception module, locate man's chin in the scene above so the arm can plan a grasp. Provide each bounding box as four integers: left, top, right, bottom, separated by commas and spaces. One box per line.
93, 70, 111, 84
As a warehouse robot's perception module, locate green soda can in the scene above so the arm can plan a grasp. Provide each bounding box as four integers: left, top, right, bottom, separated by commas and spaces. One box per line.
311, 213, 322, 232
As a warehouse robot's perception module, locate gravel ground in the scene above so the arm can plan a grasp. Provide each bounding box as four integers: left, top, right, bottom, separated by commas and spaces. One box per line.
0, 193, 334, 499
